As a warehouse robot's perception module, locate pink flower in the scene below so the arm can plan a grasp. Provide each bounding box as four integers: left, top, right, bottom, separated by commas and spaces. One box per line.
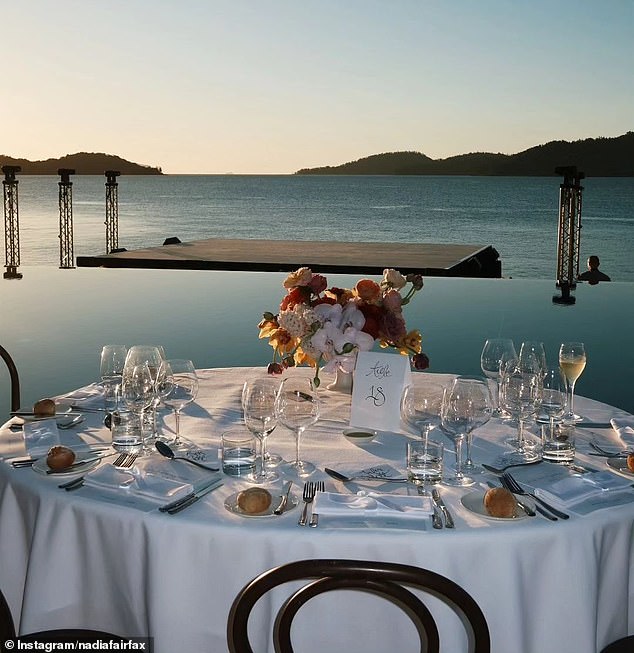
382, 288, 403, 313
309, 274, 328, 295
381, 311, 407, 342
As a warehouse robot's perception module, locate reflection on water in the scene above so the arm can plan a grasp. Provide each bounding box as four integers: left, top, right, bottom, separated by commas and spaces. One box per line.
1, 268, 632, 415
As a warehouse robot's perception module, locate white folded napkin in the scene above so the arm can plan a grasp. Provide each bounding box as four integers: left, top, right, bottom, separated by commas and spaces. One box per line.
56, 383, 105, 409
23, 419, 60, 457
83, 464, 195, 502
534, 471, 632, 509
313, 491, 433, 521
611, 417, 634, 447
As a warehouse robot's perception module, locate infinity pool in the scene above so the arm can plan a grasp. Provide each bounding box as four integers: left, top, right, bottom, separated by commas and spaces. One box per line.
1, 267, 632, 415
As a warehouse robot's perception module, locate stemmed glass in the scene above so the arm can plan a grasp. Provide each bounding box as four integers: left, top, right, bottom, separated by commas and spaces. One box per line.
559, 342, 586, 423
124, 345, 165, 442
100, 345, 128, 412
441, 377, 490, 486
157, 359, 198, 449
120, 363, 155, 455
459, 376, 493, 475
242, 378, 280, 483
500, 363, 542, 463
275, 376, 320, 478
519, 341, 547, 378
541, 367, 567, 439
480, 339, 517, 417
400, 383, 445, 442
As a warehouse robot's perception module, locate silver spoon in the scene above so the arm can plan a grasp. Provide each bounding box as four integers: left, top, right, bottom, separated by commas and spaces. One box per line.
482, 460, 543, 475
155, 441, 219, 472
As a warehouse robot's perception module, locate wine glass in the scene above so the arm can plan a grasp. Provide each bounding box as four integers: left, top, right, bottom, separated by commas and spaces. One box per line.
121, 363, 155, 455
275, 376, 320, 478
157, 359, 198, 449
480, 339, 517, 416
400, 383, 445, 442
100, 345, 128, 412
124, 345, 165, 441
500, 363, 542, 463
441, 377, 490, 486
559, 342, 586, 423
458, 376, 493, 474
242, 378, 280, 483
541, 367, 567, 440
519, 341, 547, 378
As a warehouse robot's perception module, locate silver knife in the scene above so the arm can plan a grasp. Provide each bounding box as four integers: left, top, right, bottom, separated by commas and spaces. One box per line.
369, 494, 407, 512
159, 477, 223, 513
431, 488, 455, 528
274, 481, 293, 515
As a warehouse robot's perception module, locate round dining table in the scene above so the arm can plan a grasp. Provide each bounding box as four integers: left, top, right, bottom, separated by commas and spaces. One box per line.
1, 367, 633, 653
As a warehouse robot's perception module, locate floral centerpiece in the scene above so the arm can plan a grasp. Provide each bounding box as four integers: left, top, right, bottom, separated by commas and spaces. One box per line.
258, 267, 429, 386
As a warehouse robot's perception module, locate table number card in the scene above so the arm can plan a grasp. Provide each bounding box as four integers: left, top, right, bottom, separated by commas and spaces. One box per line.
350, 352, 411, 432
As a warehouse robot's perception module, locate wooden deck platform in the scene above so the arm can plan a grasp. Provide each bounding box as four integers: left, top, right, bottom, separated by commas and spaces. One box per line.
76, 239, 501, 278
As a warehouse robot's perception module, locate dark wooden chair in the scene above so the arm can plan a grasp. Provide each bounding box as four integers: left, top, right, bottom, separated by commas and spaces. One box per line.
227, 559, 490, 653
600, 635, 634, 653
0, 587, 125, 646
0, 344, 20, 413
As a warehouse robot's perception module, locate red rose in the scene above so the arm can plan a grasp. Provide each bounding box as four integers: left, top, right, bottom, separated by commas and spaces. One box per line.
412, 353, 430, 371
357, 303, 382, 340
280, 286, 308, 311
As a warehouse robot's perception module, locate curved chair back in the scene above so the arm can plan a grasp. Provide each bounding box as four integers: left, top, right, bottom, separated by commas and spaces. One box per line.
0, 344, 20, 413
227, 559, 490, 653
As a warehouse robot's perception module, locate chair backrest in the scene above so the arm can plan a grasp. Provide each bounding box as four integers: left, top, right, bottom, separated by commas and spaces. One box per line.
0, 586, 18, 640
227, 559, 490, 653
0, 344, 20, 413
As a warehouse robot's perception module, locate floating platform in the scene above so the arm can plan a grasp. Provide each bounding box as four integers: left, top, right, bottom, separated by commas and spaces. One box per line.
76, 239, 501, 278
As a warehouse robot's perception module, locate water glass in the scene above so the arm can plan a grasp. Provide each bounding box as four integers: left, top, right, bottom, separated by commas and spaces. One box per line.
111, 410, 142, 452
221, 430, 256, 477
541, 423, 575, 464
407, 439, 444, 491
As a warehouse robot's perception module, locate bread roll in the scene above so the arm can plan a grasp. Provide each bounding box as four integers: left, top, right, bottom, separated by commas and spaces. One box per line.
237, 487, 272, 514
46, 446, 76, 471
627, 454, 634, 473
33, 398, 56, 416
483, 487, 517, 518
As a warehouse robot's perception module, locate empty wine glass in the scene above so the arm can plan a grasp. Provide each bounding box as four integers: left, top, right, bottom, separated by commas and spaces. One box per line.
441, 377, 490, 486
242, 378, 279, 483
121, 362, 155, 455
541, 367, 567, 440
275, 376, 320, 478
519, 341, 547, 378
559, 342, 586, 423
157, 359, 198, 449
480, 338, 517, 416
100, 345, 128, 412
459, 376, 493, 475
500, 363, 542, 464
401, 382, 445, 441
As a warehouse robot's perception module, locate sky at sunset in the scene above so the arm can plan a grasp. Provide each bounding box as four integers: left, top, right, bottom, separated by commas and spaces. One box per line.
3, 0, 633, 174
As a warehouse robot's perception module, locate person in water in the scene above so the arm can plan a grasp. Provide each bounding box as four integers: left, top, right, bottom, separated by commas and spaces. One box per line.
578, 255, 611, 284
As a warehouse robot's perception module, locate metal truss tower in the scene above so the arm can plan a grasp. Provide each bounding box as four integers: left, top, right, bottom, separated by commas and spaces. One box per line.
105, 170, 120, 254
553, 166, 584, 305
2, 166, 22, 280
58, 168, 75, 269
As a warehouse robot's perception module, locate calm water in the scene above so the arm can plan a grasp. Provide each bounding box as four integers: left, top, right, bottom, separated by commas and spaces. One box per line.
6, 175, 634, 280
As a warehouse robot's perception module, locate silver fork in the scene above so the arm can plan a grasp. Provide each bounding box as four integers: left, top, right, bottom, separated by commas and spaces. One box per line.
299, 482, 317, 526
308, 481, 325, 527
501, 472, 569, 520
58, 452, 138, 491
588, 441, 633, 458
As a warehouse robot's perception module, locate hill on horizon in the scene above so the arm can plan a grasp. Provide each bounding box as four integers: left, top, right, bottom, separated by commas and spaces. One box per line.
296, 132, 634, 177
0, 152, 163, 175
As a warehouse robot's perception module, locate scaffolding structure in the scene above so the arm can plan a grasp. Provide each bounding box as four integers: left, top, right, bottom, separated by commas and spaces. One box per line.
105, 170, 120, 254
2, 165, 22, 280
553, 166, 584, 305
58, 168, 75, 269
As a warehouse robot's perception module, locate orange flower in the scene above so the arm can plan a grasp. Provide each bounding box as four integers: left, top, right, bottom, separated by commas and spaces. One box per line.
283, 267, 312, 289
354, 279, 381, 303
268, 328, 296, 354
398, 329, 422, 355
258, 317, 279, 339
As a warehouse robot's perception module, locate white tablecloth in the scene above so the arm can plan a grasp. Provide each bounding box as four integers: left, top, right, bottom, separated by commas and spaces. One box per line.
1, 368, 634, 653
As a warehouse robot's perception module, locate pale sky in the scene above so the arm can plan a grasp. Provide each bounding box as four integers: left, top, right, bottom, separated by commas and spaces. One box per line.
3, 0, 633, 174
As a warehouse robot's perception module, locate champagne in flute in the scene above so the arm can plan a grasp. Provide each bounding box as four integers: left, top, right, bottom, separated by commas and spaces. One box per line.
559, 342, 586, 423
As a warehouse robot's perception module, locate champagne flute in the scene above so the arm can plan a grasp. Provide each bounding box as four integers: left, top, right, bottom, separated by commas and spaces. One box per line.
100, 345, 128, 412
275, 377, 320, 478
480, 339, 517, 416
500, 363, 542, 463
400, 383, 445, 441
121, 363, 155, 455
157, 359, 198, 449
242, 378, 279, 483
559, 342, 586, 423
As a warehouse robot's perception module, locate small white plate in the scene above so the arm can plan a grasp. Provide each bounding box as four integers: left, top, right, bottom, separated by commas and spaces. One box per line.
224, 490, 299, 518
32, 451, 101, 477
606, 457, 634, 477
343, 428, 377, 445
460, 490, 530, 521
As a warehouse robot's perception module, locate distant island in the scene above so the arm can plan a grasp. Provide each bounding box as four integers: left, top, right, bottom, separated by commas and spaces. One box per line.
296, 132, 634, 177
0, 152, 163, 175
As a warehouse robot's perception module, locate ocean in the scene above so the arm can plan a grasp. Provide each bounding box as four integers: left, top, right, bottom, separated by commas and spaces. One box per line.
4, 174, 634, 281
